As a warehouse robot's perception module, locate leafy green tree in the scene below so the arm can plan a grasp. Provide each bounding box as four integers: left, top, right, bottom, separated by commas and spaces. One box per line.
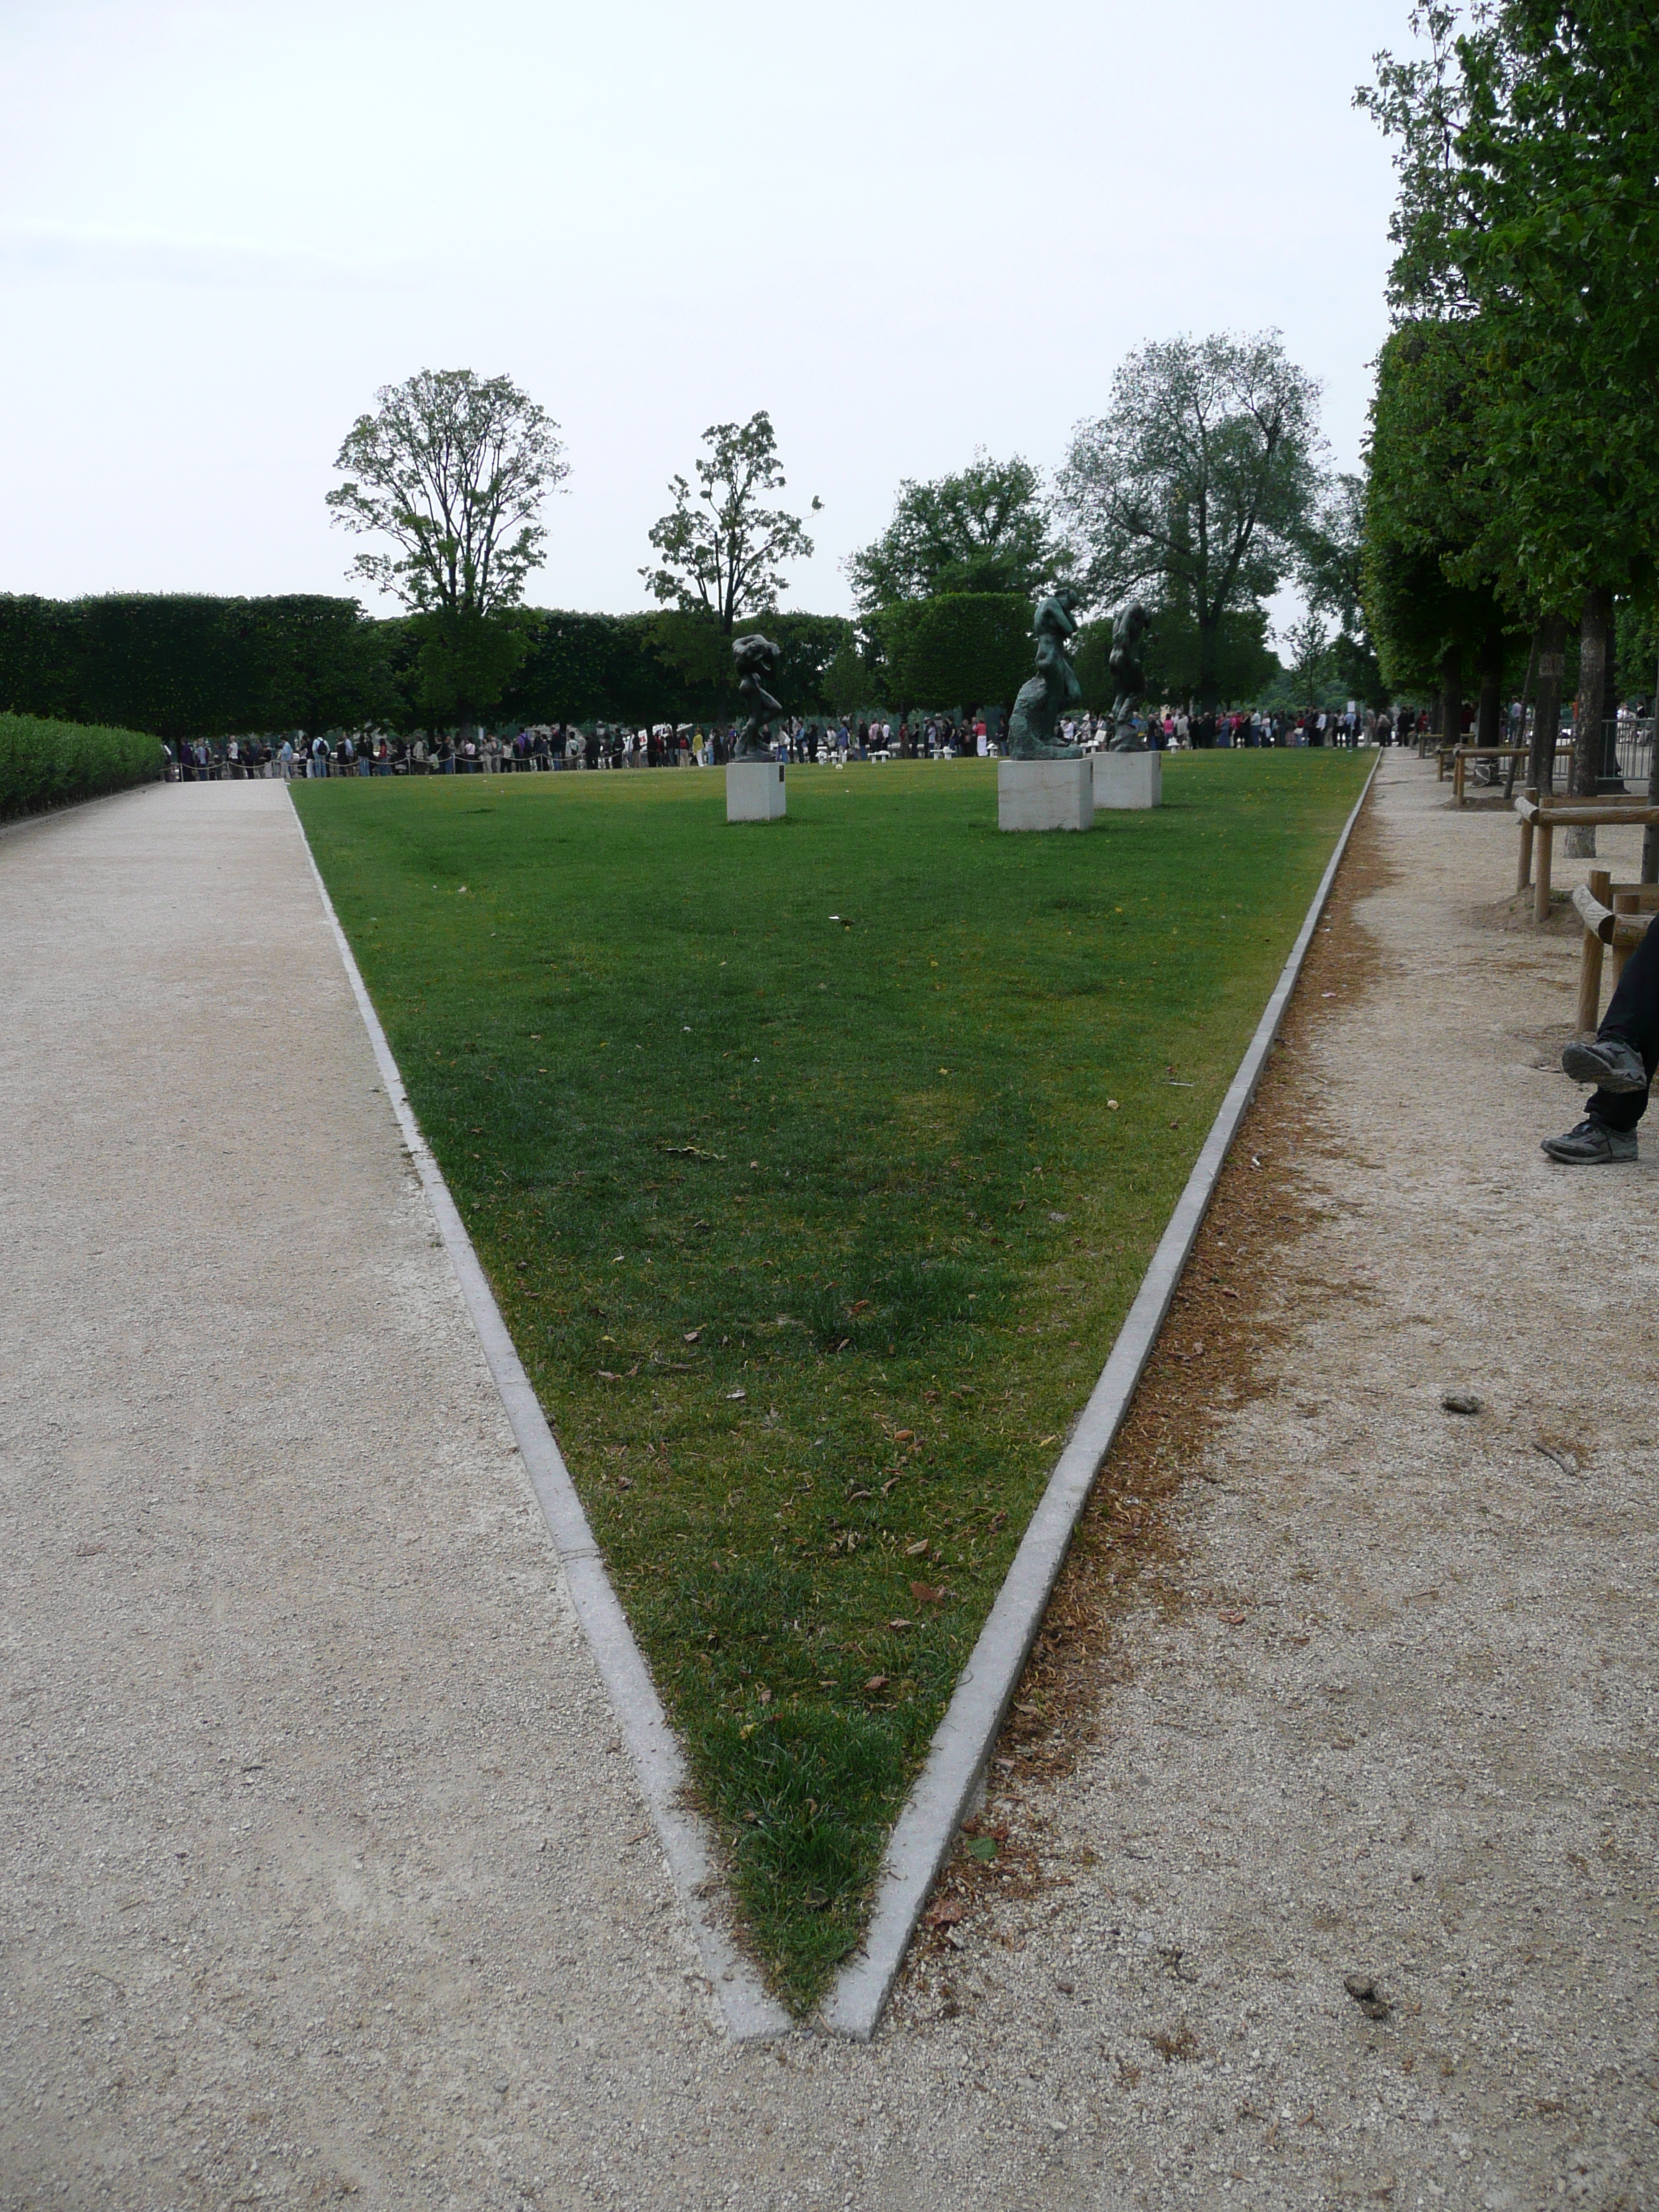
1281, 614, 1336, 716
642, 412, 819, 634
1362, 320, 1523, 747
747, 612, 855, 716
872, 595, 1032, 713
1361, 3, 1659, 809
846, 454, 1056, 615
1056, 333, 1323, 714
1298, 474, 1389, 706
642, 606, 851, 719
327, 368, 567, 729
1075, 603, 1278, 712
822, 637, 882, 716
328, 369, 565, 615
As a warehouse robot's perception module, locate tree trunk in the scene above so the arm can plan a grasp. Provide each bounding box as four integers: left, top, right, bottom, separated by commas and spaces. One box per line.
1196, 615, 1220, 717
1476, 624, 1505, 749
1438, 642, 1461, 750
1565, 588, 1612, 856
1529, 612, 1566, 792
1601, 612, 1621, 788
1642, 647, 1659, 884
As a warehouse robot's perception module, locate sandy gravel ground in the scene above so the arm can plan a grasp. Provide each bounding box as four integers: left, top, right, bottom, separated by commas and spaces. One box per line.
3, 765, 1654, 2212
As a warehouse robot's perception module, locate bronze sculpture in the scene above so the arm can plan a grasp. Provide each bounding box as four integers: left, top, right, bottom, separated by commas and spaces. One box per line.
1107, 603, 1151, 750
1004, 586, 1085, 759
732, 633, 786, 761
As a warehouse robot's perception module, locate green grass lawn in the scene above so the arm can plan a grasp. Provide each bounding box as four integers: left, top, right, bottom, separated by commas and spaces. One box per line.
293, 751, 1368, 2008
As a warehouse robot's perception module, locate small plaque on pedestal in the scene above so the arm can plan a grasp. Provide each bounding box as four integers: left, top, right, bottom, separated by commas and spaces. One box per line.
726, 761, 787, 822
997, 758, 1094, 832
1092, 751, 1162, 810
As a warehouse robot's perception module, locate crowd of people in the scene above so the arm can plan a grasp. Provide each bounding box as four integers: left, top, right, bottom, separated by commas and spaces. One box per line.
162, 700, 1434, 781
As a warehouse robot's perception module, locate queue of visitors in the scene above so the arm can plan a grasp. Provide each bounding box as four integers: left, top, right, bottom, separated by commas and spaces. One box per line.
162, 699, 1419, 782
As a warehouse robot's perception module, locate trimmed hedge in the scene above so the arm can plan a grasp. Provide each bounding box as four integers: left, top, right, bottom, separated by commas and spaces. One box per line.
871, 593, 1033, 712
0, 593, 395, 741
0, 592, 858, 737
0, 712, 164, 823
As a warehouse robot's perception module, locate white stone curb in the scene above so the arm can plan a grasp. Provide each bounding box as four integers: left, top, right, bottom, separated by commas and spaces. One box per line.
287, 796, 793, 2043
820, 753, 1382, 2041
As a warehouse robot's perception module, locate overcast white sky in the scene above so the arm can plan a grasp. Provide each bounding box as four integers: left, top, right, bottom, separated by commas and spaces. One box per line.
0, 0, 1411, 621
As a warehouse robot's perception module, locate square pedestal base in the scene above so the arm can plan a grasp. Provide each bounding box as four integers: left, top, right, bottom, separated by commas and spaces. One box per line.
997, 758, 1094, 832
727, 762, 787, 822
1092, 751, 1162, 809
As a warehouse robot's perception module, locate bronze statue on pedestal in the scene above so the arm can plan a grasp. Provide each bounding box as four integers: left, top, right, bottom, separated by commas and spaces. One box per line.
1005, 586, 1085, 759
732, 634, 786, 761
1108, 603, 1151, 751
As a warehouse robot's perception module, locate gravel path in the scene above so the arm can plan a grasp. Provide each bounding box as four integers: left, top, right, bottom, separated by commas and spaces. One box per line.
4, 765, 1653, 2212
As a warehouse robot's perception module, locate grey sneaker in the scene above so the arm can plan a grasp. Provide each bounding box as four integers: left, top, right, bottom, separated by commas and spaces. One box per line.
1541, 1116, 1638, 1164
1562, 1035, 1648, 1092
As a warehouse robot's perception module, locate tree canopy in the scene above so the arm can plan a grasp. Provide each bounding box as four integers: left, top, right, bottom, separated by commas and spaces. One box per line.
642, 412, 819, 634
1359, 2, 1659, 776
326, 368, 569, 731
327, 369, 567, 619
872, 594, 1033, 712
845, 454, 1056, 614
1055, 333, 1323, 713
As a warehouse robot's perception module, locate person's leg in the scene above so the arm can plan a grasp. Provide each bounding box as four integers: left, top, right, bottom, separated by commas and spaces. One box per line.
1545, 916, 1659, 1156
1565, 917, 1659, 1132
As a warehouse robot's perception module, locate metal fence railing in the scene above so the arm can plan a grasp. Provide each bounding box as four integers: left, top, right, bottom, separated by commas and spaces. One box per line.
1616, 718, 1655, 791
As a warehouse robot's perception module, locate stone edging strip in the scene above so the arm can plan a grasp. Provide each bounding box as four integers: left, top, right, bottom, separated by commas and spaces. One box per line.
819, 752, 1382, 2041
289, 796, 793, 2043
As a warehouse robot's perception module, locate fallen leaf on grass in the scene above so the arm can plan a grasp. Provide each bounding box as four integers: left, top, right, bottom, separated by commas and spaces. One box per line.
910, 1582, 950, 1606
595, 1370, 621, 1382
888, 1618, 912, 1631
904, 1539, 930, 1557
863, 1675, 889, 1694
684, 1327, 703, 1343
724, 1388, 747, 1401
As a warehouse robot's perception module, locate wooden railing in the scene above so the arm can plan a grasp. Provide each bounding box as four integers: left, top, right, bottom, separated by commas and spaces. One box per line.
1514, 788, 1659, 922
1570, 870, 1659, 1032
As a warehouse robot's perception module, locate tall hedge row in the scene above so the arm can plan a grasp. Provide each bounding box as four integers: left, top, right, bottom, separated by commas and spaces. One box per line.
0, 593, 395, 740
0, 712, 163, 822
0, 593, 860, 737
871, 593, 1033, 712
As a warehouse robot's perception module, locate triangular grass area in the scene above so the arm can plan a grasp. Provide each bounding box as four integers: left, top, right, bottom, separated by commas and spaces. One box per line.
295, 752, 1369, 2009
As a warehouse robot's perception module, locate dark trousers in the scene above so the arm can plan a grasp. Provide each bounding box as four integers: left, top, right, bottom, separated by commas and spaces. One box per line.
1593, 916, 1659, 1131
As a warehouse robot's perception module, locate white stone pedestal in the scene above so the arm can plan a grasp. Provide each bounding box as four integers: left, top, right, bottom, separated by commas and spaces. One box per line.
997, 758, 1094, 832
726, 761, 787, 822
1092, 750, 1162, 809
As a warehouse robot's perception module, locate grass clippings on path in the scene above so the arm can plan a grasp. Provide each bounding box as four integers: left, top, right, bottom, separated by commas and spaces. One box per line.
905, 783, 1395, 1990
293, 751, 1370, 2009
